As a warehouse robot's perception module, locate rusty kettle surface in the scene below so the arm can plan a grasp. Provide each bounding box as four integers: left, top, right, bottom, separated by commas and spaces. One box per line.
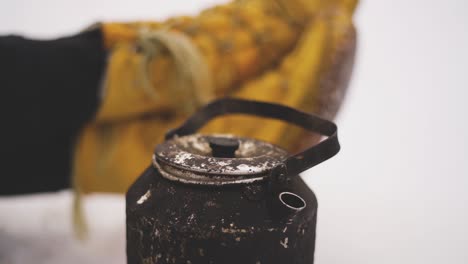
126, 98, 340, 264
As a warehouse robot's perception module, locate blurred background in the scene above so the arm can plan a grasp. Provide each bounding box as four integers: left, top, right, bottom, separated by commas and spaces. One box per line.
1, 0, 467, 263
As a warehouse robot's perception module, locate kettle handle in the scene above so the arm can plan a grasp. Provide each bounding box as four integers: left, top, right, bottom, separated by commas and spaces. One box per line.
165, 98, 340, 177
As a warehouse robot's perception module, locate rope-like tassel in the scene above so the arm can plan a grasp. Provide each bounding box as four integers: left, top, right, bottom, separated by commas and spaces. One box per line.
137, 28, 214, 114
72, 181, 88, 240
71, 28, 214, 239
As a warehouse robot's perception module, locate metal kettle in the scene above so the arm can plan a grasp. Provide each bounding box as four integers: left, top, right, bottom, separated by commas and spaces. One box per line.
126, 98, 340, 264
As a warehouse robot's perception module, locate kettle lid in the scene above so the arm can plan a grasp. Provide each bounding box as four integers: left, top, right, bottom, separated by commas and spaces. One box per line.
153, 134, 288, 185
153, 98, 340, 187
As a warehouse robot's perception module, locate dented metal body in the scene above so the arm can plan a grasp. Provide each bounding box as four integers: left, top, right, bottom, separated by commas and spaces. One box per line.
126, 99, 340, 264
127, 164, 317, 264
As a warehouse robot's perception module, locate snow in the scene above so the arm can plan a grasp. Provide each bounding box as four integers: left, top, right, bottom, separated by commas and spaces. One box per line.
0, 191, 125, 264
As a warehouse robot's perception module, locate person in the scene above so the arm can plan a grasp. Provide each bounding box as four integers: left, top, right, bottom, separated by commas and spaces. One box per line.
0, 28, 106, 195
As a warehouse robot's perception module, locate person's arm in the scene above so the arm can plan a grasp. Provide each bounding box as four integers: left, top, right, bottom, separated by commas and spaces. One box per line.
0, 28, 106, 195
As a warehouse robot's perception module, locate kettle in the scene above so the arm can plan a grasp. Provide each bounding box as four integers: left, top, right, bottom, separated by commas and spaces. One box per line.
126, 98, 340, 264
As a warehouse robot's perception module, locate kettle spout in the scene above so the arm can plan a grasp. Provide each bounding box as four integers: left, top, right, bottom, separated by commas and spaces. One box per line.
279, 192, 306, 211
274, 192, 307, 219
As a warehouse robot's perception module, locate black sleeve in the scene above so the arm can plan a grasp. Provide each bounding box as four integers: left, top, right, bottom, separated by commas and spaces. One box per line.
0, 28, 107, 195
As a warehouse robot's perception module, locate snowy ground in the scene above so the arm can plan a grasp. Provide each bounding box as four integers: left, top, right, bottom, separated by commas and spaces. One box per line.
0, 191, 126, 264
